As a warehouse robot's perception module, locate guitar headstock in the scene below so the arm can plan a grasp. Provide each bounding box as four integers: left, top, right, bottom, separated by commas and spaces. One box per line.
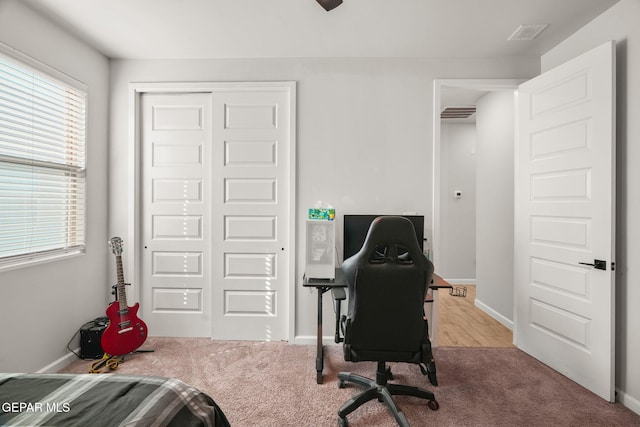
108, 237, 124, 256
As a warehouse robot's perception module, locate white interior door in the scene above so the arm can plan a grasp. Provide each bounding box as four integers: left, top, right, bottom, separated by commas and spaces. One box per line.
211, 89, 292, 341
141, 92, 213, 337
515, 40, 616, 401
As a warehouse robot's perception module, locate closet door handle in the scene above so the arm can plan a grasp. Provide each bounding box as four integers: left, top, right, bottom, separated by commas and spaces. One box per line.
579, 259, 607, 270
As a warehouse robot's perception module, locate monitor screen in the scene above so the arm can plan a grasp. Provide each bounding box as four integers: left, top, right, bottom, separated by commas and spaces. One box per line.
343, 215, 424, 260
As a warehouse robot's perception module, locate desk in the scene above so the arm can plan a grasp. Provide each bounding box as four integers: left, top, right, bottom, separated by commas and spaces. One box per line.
303, 269, 449, 384
302, 268, 347, 384
426, 274, 453, 348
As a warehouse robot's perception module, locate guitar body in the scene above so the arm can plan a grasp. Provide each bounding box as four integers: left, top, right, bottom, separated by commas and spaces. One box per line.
101, 301, 148, 356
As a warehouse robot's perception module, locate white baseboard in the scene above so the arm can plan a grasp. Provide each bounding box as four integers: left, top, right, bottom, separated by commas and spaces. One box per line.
294, 335, 341, 346
617, 388, 640, 415
36, 349, 80, 373
474, 298, 514, 330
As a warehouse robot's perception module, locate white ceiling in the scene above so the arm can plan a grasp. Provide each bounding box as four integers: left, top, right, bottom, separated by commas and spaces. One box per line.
22, 0, 618, 60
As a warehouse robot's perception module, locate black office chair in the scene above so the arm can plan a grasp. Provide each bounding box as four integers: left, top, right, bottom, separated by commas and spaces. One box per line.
337, 216, 439, 427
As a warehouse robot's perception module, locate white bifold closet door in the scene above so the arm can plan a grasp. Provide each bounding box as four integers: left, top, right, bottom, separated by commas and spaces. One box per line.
140, 85, 293, 341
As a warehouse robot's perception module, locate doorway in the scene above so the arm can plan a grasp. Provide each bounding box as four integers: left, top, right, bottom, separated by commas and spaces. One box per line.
432, 79, 522, 346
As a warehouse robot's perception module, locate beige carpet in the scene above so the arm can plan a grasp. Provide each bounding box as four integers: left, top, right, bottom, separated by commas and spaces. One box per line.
59, 338, 640, 427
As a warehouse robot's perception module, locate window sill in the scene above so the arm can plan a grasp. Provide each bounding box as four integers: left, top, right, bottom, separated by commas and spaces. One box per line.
0, 249, 86, 273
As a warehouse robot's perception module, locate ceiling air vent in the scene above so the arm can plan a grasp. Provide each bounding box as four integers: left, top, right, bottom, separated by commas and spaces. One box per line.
508, 24, 549, 41
441, 106, 476, 119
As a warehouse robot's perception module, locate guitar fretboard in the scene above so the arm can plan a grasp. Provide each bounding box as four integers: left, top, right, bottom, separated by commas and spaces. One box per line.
115, 255, 128, 312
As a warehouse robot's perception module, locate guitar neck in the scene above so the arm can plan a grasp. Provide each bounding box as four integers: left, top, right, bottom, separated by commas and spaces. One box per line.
115, 254, 128, 310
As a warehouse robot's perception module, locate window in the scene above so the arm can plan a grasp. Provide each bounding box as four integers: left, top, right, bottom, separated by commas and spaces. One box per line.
0, 46, 87, 269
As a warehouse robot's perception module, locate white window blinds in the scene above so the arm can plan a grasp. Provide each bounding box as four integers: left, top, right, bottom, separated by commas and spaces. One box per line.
0, 49, 87, 267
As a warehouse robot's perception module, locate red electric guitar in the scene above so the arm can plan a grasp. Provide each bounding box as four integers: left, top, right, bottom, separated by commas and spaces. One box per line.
101, 237, 148, 356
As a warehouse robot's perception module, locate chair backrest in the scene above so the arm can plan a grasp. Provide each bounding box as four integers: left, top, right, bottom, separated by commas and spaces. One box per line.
342, 216, 434, 362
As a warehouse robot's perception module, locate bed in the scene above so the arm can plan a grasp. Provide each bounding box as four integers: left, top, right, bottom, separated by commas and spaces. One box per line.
0, 373, 230, 426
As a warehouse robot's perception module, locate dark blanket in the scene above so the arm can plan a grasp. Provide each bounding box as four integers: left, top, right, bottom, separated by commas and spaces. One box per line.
0, 373, 230, 427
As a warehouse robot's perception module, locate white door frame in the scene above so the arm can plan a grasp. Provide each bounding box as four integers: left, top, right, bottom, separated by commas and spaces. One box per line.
126, 81, 297, 341
431, 79, 523, 271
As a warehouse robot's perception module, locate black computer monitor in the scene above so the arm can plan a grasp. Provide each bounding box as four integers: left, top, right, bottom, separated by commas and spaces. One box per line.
343, 214, 424, 260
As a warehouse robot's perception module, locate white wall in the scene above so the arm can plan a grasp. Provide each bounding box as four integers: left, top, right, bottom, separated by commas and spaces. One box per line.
438, 123, 476, 281
475, 91, 515, 327
541, 0, 640, 413
108, 57, 539, 343
1, 6, 636, 415
0, 0, 110, 371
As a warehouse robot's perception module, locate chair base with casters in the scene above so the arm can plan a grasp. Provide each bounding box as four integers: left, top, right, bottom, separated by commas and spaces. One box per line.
337, 361, 439, 427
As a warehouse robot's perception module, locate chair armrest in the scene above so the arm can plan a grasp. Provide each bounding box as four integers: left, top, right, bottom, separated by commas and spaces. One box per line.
331, 287, 346, 301
331, 287, 346, 343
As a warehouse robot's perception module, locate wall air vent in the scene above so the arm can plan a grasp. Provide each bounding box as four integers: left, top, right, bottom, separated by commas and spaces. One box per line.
441, 106, 476, 119
508, 24, 549, 41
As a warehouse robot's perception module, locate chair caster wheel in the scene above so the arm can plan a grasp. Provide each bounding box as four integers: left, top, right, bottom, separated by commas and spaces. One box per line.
338, 417, 348, 426
428, 400, 439, 410
338, 379, 345, 389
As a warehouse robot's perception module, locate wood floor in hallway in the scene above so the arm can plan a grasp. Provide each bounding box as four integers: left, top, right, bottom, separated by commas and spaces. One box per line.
437, 284, 514, 347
